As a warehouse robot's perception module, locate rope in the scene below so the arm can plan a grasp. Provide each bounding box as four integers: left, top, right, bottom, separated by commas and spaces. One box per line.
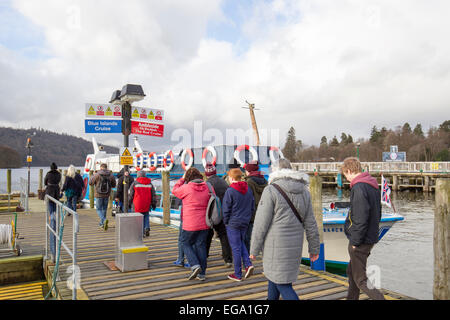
0, 224, 12, 247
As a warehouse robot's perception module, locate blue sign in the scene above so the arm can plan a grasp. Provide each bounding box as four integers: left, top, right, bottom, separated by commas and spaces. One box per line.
85, 119, 122, 134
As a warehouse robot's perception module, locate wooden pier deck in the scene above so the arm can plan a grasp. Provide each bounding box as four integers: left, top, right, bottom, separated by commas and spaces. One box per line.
0, 198, 413, 300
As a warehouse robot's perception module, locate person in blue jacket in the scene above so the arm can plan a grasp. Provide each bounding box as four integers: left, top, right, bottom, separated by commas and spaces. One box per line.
222, 168, 255, 282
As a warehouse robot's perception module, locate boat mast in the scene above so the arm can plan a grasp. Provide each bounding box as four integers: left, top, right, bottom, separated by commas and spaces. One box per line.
243, 100, 261, 146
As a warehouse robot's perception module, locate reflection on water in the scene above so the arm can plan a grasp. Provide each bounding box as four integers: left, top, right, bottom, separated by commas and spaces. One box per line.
323, 188, 434, 300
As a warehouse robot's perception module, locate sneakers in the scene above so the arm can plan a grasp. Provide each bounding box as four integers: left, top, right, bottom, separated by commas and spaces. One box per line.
244, 266, 254, 279
145, 228, 150, 237
225, 262, 233, 268
227, 274, 242, 282
184, 263, 191, 268
196, 274, 206, 281
188, 266, 201, 280
103, 219, 109, 231
173, 260, 185, 268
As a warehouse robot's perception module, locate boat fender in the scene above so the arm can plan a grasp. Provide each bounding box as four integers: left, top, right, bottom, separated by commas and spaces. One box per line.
234, 145, 258, 166
181, 148, 194, 171
84, 156, 93, 173
202, 146, 217, 168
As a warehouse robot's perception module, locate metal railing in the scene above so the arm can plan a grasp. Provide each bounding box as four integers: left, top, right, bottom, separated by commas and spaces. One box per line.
291, 162, 450, 173
45, 195, 79, 300
19, 178, 29, 214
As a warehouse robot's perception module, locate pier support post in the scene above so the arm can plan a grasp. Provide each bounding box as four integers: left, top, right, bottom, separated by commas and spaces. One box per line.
89, 170, 94, 209
424, 176, 431, 193
162, 171, 171, 226
7, 169, 11, 211
393, 175, 399, 191
434, 179, 450, 300
310, 175, 325, 271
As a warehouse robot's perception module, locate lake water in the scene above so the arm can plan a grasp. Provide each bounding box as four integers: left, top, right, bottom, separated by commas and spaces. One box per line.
0, 168, 434, 300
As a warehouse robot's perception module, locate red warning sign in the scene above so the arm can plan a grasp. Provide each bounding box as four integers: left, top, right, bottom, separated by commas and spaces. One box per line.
131, 121, 164, 137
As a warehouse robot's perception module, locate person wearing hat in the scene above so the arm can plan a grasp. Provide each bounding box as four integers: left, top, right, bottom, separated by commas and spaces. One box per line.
243, 160, 268, 252
204, 162, 233, 268
114, 167, 135, 213
129, 170, 157, 237
44, 162, 61, 261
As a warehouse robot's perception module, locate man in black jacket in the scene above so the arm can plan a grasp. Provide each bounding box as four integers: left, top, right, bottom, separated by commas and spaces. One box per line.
204, 162, 233, 267
342, 157, 385, 300
44, 162, 61, 261
114, 168, 134, 213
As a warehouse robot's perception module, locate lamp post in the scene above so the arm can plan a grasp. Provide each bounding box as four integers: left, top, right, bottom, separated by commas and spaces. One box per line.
356, 142, 361, 160
25, 132, 36, 214
110, 84, 146, 213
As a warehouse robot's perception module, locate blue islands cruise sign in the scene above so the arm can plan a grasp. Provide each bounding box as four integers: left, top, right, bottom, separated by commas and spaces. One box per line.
85, 119, 122, 134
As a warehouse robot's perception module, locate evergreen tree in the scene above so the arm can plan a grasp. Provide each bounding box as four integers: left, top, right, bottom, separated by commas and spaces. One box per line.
347, 134, 354, 144
370, 126, 382, 144
413, 123, 424, 138
340, 133, 348, 145
402, 122, 412, 135
330, 136, 339, 147
320, 136, 328, 146
282, 127, 300, 161
439, 120, 450, 133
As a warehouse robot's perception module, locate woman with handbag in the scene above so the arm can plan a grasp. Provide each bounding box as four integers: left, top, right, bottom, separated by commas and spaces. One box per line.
249, 158, 321, 300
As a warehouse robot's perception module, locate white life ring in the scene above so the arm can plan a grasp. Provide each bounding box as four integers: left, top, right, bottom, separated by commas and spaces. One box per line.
158, 150, 174, 172
269, 146, 285, 163
84, 156, 93, 173
134, 153, 144, 171
148, 152, 158, 172
202, 146, 217, 168
234, 145, 258, 166
181, 148, 194, 171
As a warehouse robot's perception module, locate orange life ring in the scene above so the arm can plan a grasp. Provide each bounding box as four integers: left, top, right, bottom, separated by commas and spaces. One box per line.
202, 146, 217, 168
181, 149, 194, 171
234, 145, 258, 166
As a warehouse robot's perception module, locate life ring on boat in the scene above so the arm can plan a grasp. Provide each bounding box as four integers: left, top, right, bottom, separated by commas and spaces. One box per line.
234, 145, 258, 166
148, 152, 158, 172
84, 157, 93, 173
269, 146, 284, 163
181, 148, 194, 171
202, 146, 217, 168
159, 150, 174, 172
134, 153, 144, 171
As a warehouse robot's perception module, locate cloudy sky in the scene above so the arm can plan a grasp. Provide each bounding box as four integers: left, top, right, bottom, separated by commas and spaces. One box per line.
0, 0, 449, 152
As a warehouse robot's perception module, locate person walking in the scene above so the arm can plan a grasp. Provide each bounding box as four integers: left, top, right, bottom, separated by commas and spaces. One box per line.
61, 165, 83, 214
74, 169, 84, 205
243, 160, 268, 252
44, 162, 61, 261
204, 162, 233, 268
222, 168, 255, 282
172, 167, 210, 281
341, 157, 386, 300
89, 163, 116, 231
250, 159, 320, 300
114, 168, 134, 213
129, 171, 157, 238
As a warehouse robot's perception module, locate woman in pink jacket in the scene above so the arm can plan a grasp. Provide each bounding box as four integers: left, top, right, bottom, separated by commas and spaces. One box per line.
172, 167, 211, 281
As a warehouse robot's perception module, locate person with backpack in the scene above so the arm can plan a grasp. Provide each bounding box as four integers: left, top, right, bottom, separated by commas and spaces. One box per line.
243, 160, 268, 252
222, 168, 255, 282
129, 171, 157, 238
172, 167, 210, 281
61, 165, 83, 214
74, 169, 84, 204
89, 163, 116, 231
44, 162, 61, 261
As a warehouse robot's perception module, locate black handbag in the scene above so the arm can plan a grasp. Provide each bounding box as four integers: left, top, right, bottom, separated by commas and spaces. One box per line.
272, 183, 304, 226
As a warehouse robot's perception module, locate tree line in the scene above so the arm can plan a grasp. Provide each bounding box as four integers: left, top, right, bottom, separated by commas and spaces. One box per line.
282, 120, 450, 162
0, 126, 119, 168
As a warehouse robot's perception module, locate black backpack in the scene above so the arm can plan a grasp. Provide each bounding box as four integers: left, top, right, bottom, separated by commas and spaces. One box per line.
96, 174, 111, 196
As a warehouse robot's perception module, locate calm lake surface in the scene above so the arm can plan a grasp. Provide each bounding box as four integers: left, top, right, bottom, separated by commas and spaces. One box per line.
1, 167, 434, 299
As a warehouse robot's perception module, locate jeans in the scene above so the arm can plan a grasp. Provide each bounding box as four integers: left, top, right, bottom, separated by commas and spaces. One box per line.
48, 202, 57, 257
180, 229, 209, 276
226, 226, 252, 279
67, 195, 78, 212
244, 222, 254, 253
141, 212, 150, 233
267, 280, 299, 300
178, 221, 186, 262
95, 197, 109, 226
346, 243, 385, 300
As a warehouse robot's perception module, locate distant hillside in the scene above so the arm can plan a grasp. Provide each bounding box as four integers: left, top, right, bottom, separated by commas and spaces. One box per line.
0, 127, 119, 167
0, 145, 22, 168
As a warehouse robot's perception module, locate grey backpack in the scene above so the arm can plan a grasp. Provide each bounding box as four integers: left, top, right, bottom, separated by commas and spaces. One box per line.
205, 182, 223, 228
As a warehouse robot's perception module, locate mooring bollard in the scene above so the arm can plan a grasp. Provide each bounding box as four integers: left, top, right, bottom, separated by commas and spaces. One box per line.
162, 171, 171, 226
310, 175, 325, 271
434, 178, 450, 300
89, 170, 94, 209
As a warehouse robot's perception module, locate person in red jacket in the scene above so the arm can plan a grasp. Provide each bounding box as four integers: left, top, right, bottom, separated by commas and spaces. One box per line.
172, 167, 211, 281
129, 171, 157, 237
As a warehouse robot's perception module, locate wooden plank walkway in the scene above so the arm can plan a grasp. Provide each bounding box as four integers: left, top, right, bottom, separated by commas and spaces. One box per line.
0, 281, 46, 300
0, 198, 414, 300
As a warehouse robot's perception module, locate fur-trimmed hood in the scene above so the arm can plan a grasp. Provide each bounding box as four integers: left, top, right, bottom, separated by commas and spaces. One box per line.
268, 169, 310, 185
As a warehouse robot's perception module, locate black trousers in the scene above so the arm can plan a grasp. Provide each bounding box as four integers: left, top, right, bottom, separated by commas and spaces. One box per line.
206, 221, 232, 264
347, 243, 385, 300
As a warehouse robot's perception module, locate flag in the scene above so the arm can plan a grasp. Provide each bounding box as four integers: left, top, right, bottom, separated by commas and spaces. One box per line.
381, 175, 392, 208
